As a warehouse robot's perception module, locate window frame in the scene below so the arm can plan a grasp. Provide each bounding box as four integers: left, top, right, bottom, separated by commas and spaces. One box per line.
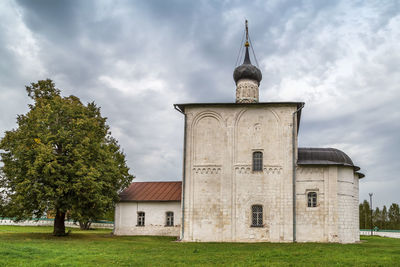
252, 151, 263, 172
307, 191, 318, 208
137, 211, 145, 226
251, 205, 263, 227
165, 211, 174, 227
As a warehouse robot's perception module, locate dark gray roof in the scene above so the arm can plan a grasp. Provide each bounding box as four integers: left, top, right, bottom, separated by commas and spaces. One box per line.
298, 147, 364, 178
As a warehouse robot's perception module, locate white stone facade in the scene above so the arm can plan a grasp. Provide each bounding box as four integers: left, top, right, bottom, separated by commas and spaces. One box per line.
114, 201, 181, 236
181, 104, 297, 242
296, 166, 360, 243
179, 103, 361, 243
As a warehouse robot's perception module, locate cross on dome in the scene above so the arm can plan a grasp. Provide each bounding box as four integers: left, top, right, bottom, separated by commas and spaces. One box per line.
233, 20, 262, 103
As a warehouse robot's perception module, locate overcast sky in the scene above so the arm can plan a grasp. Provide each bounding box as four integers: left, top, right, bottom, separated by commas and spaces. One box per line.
1, 0, 399, 208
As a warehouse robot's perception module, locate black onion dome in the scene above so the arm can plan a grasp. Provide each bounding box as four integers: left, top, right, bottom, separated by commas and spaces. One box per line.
233, 47, 262, 85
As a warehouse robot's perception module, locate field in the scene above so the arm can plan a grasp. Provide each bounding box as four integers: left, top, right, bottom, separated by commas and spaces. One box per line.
0, 226, 399, 266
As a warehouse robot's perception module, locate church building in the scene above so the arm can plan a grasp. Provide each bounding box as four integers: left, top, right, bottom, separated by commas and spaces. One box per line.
114, 22, 364, 243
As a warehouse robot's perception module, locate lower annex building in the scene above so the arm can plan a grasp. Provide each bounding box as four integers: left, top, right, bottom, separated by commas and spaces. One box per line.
114, 24, 364, 243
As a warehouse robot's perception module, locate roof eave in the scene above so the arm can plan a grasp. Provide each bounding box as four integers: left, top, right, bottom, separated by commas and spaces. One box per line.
174, 102, 304, 132
174, 102, 304, 110
297, 162, 364, 179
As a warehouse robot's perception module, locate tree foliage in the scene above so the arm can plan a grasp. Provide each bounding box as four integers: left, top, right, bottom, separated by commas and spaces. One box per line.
359, 200, 400, 230
359, 200, 371, 229
0, 79, 133, 235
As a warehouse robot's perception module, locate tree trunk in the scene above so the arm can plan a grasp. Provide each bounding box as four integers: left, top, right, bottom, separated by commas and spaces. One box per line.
79, 221, 92, 230
53, 210, 66, 236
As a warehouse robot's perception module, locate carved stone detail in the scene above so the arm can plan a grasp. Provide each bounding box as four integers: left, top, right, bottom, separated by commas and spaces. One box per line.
236, 79, 259, 103
193, 165, 222, 174
263, 166, 283, 174
234, 165, 282, 174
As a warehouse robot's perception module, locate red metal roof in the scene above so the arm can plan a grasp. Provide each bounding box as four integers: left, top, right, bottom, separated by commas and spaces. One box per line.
119, 181, 182, 202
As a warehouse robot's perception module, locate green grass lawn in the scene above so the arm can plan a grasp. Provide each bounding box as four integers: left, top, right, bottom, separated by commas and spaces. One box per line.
0, 226, 399, 266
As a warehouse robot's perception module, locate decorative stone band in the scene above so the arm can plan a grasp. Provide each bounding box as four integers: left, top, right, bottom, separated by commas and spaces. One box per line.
236, 98, 257, 103
338, 180, 354, 184
297, 179, 324, 183
193, 165, 222, 174
236, 79, 259, 103
296, 192, 325, 195
234, 165, 282, 175
337, 193, 355, 197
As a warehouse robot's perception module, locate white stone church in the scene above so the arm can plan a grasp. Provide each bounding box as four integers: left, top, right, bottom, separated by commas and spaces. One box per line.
114, 26, 364, 243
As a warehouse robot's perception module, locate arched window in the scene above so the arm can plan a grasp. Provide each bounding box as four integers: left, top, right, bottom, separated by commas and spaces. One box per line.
137, 212, 145, 226
307, 192, 317, 207
253, 151, 263, 171
166, 211, 174, 226
251, 205, 263, 227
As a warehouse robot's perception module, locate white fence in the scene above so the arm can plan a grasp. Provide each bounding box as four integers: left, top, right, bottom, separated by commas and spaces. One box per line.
0, 218, 114, 229
2, 221, 399, 238
360, 230, 400, 238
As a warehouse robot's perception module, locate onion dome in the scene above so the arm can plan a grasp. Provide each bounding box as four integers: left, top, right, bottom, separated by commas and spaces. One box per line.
233, 45, 262, 85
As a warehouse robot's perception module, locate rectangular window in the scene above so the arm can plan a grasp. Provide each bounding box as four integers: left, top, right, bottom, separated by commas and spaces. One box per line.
253, 152, 263, 171
251, 205, 263, 227
166, 212, 174, 226
307, 192, 317, 207
137, 212, 145, 226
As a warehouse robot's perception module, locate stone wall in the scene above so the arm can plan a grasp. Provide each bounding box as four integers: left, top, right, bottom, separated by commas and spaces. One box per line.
296, 166, 359, 243
360, 231, 400, 238
182, 104, 297, 242
296, 166, 332, 242
114, 201, 181, 236
337, 168, 360, 243
0, 219, 113, 229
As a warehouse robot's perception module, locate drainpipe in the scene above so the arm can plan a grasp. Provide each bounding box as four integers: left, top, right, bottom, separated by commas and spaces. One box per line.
113, 203, 116, 235
292, 103, 304, 243
174, 105, 186, 240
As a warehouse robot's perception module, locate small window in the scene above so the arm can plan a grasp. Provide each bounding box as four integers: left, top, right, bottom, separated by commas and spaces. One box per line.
307, 192, 317, 207
137, 212, 145, 226
251, 205, 263, 227
253, 152, 263, 171
166, 212, 174, 226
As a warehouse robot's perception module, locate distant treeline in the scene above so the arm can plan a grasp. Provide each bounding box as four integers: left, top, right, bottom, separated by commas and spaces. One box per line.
359, 200, 400, 230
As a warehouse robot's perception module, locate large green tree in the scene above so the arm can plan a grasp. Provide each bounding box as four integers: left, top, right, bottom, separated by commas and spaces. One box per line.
388, 203, 400, 230
381, 205, 388, 229
359, 201, 400, 230
0, 79, 133, 235
361, 200, 371, 229
373, 207, 381, 229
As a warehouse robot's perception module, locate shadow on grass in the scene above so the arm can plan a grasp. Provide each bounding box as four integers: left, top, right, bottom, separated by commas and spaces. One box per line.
0, 231, 178, 244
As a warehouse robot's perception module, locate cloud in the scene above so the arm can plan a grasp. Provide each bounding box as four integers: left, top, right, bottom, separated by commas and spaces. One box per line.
0, 0, 399, 207
259, 1, 400, 206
